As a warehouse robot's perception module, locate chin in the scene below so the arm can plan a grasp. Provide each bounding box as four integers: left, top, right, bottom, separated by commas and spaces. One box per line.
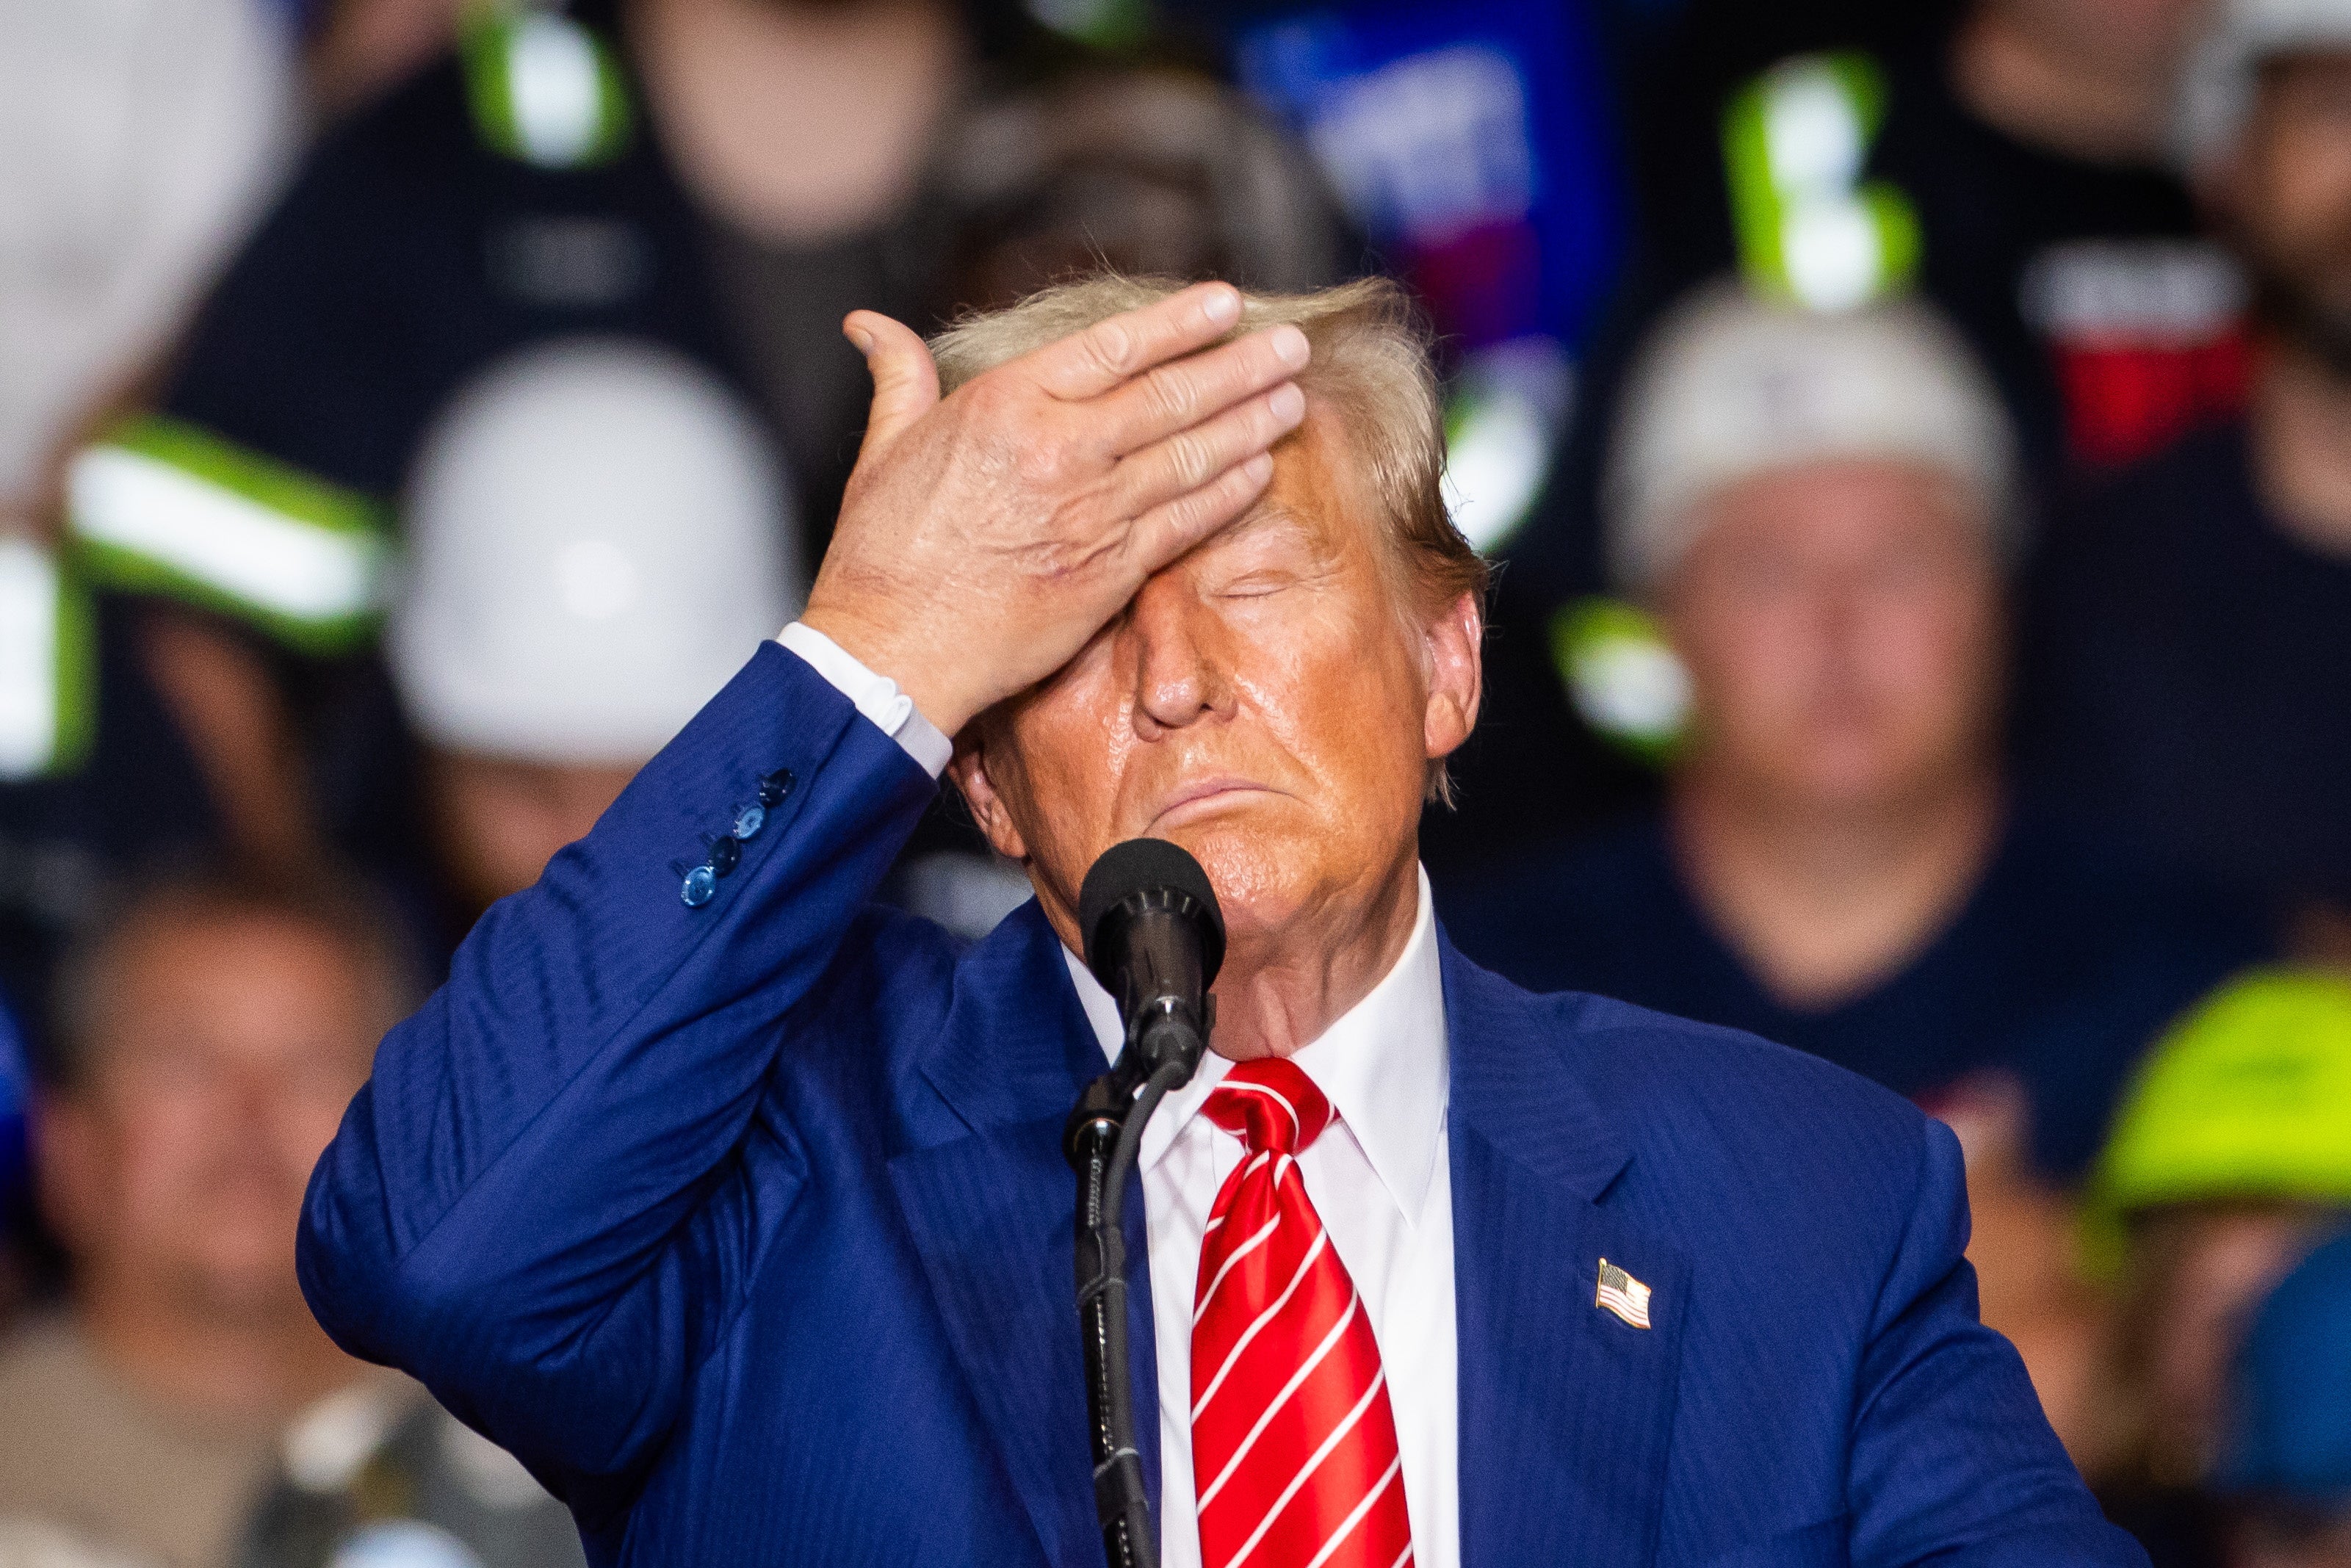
1163, 815, 1341, 947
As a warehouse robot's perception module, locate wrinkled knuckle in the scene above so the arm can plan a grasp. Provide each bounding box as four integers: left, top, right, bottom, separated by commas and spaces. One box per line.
1164, 431, 1210, 490
1160, 488, 1207, 536
1146, 366, 1199, 425
1086, 320, 1135, 379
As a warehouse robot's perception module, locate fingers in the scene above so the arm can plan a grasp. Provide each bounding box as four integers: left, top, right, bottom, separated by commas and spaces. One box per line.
1121, 452, 1279, 580
1105, 382, 1307, 521
1088, 323, 1312, 460
1024, 282, 1245, 402
845, 311, 940, 460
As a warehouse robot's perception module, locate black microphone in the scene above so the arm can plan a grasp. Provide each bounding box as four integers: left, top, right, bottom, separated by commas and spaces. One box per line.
1078, 837, 1227, 1084
1065, 839, 1225, 1568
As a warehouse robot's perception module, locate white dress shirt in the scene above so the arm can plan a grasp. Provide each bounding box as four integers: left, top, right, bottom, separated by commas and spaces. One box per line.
781, 624, 1461, 1568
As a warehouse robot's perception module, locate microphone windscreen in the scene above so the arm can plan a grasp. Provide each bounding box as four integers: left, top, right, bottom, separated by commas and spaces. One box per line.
1078, 838, 1224, 972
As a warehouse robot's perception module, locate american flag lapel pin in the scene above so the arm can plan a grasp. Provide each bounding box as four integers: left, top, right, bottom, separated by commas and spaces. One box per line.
1595, 1258, 1653, 1330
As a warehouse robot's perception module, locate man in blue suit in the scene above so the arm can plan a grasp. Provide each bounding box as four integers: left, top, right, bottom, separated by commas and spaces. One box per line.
299, 274, 2145, 1567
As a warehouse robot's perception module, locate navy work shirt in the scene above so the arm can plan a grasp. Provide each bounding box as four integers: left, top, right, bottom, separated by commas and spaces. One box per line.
1434, 806, 2265, 1178
2023, 422, 2351, 917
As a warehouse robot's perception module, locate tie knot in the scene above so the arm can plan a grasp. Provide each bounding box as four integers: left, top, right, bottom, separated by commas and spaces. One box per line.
1202, 1058, 1332, 1155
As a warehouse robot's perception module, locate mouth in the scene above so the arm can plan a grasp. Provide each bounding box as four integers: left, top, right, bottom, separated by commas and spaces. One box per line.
1147, 776, 1282, 831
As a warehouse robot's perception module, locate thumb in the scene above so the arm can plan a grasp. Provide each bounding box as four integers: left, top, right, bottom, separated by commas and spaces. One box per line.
845, 311, 939, 459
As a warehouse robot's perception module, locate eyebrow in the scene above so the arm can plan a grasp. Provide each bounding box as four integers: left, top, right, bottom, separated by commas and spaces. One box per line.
1207, 504, 1316, 554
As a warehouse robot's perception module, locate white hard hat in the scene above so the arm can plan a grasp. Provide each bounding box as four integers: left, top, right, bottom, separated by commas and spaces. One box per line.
2176, 0, 2351, 166
1605, 279, 2017, 592
390, 338, 802, 763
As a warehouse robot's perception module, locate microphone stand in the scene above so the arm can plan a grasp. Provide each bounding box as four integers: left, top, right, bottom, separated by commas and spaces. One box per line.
1065, 1002, 1210, 1568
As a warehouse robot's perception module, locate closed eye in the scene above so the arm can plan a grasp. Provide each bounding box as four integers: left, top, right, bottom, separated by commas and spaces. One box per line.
1217, 572, 1295, 599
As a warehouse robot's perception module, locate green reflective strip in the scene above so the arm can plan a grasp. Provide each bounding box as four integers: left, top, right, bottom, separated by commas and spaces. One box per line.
463, 9, 632, 170
98, 415, 381, 540
51, 557, 95, 777
1722, 52, 1919, 311
1442, 337, 1572, 557
0, 540, 97, 781
67, 416, 389, 656
1024, 0, 1152, 51
1549, 596, 1690, 765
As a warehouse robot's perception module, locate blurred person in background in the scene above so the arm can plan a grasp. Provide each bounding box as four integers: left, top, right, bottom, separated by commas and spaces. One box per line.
47, 0, 972, 942
2024, 0, 2351, 960
386, 337, 801, 942
2209, 1226, 2351, 1568
0, 0, 292, 535
1525, 0, 2235, 610
1418, 0, 2240, 880
1437, 283, 2264, 1448
0, 868, 405, 1567
0, 0, 301, 1046
2083, 969, 2351, 1567
0, 867, 585, 1568
932, 66, 1352, 317
77, 0, 978, 620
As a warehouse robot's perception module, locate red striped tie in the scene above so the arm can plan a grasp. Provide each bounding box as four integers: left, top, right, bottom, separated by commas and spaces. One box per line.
1191, 1058, 1412, 1568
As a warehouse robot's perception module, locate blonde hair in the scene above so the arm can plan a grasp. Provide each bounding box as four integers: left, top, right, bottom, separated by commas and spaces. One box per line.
930, 272, 1489, 801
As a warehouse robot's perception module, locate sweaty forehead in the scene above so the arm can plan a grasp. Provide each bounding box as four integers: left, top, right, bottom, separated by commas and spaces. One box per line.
1218, 407, 1370, 556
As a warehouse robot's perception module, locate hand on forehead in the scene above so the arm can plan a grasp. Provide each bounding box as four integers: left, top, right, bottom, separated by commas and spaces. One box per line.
803, 281, 1314, 738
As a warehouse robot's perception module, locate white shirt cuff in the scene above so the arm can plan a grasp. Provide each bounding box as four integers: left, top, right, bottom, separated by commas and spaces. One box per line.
775, 623, 953, 778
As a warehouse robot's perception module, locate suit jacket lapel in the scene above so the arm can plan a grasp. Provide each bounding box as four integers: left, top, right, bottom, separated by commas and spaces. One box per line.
886, 904, 1161, 1568
1442, 939, 1689, 1568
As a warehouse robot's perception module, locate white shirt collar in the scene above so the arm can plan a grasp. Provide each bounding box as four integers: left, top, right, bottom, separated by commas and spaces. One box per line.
1061, 866, 1450, 1226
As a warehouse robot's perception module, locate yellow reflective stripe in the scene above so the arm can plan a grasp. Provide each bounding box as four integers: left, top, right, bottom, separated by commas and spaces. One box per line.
1550, 596, 1689, 763
1722, 54, 1920, 311
0, 539, 95, 781
68, 434, 388, 655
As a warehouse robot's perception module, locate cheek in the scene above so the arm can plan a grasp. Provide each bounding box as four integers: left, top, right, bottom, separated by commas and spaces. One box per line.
999, 688, 1131, 856
1860, 587, 1995, 704
2264, 129, 2351, 244
1680, 599, 1818, 720
106, 1102, 215, 1215
1238, 603, 1425, 797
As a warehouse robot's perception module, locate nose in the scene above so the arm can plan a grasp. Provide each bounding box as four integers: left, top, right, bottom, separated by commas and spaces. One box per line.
1124, 574, 1229, 740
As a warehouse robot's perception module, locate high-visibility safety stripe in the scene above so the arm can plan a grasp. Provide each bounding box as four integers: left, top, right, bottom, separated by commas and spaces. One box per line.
1550, 596, 1689, 764
0, 538, 96, 781
1442, 336, 1572, 557
463, 7, 632, 170
1025, 0, 1151, 51
67, 416, 389, 654
1722, 53, 1920, 313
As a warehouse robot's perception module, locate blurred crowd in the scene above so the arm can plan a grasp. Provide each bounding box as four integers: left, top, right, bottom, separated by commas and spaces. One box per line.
3, 0, 2351, 1564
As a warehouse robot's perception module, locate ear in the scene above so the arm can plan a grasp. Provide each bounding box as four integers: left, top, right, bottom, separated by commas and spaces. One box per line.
1420, 588, 1484, 765
29, 1094, 105, 1253
946, 725, 1033, 864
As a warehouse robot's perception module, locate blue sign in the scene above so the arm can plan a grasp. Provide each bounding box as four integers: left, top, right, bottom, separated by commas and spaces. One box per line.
1235, 0, 1625, 354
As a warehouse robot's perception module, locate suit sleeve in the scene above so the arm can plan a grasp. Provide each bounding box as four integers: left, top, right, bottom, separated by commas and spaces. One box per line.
297, 642, 939, 1507
1845, 1120, 2148, 1568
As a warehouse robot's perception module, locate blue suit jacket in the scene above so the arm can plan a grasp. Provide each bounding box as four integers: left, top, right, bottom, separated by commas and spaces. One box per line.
300, 644, 2145, 1567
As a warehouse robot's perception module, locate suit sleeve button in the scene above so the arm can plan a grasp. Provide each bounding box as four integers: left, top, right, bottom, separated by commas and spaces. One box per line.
757, 769, 795, 807
680, 865, 718, 907
707, 835, 742, 876
732, 802, 765, 840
